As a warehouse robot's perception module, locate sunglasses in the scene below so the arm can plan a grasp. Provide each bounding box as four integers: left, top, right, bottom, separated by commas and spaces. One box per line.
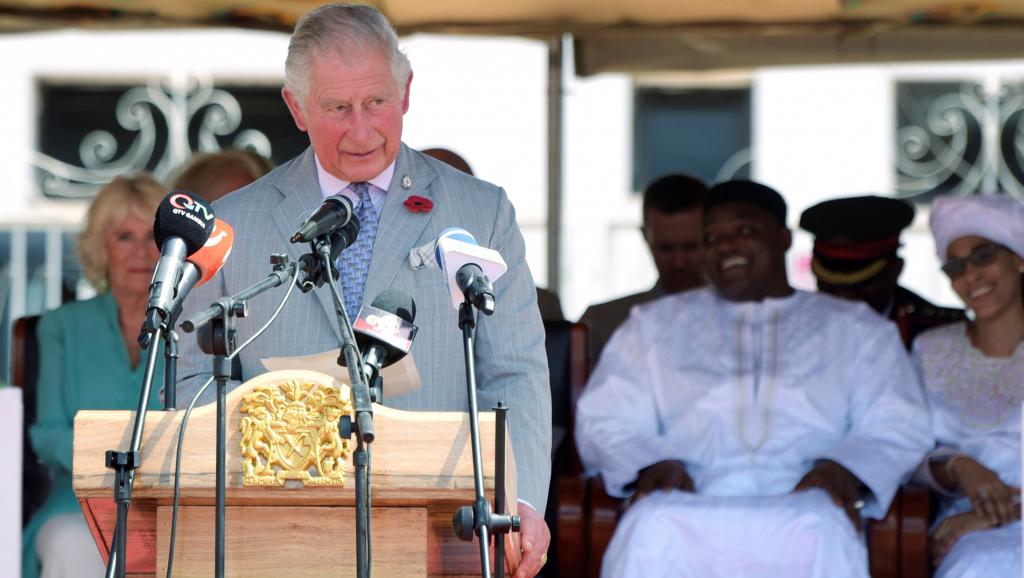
941, 242, 1006, 279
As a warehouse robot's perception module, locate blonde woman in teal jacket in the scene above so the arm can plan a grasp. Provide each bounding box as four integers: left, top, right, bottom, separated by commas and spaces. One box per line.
23, 175, 165, 578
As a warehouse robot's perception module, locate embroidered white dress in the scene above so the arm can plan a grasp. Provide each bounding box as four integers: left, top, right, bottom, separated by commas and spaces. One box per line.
913, 322, 1024, 578
576, 288, 933, 578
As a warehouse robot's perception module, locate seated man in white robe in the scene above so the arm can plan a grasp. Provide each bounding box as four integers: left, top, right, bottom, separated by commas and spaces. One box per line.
575, 180, 934, 578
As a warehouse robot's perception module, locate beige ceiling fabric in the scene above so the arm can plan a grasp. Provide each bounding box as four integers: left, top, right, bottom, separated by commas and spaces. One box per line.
0, 0, 1023, 70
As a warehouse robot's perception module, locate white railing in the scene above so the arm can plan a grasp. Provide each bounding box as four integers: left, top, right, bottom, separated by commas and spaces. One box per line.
1, 225, 82, 384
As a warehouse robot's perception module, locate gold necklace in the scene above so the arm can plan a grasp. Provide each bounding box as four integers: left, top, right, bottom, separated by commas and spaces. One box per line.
736, 309, 781, 456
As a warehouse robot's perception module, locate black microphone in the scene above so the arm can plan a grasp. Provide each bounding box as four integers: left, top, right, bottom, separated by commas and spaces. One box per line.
291, 194, 354, 243
456, 264, 495, 315
143, 191, 216, 339
351, 289, 418, 387
298, 213, 360, 292
333, 213, 360, 253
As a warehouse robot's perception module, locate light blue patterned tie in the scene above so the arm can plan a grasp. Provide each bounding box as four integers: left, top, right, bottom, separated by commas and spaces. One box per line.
340, 182, 379, 318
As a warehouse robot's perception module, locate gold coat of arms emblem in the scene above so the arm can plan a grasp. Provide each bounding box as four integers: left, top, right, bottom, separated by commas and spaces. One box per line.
239, 380, 353, 487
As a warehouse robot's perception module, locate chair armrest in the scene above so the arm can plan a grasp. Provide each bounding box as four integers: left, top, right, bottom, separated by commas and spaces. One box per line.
868, 484, 933, 578
555, 473, 627, 578
898, 484, 932, 578
585, 475, 624, 578
556, 475, 588, 577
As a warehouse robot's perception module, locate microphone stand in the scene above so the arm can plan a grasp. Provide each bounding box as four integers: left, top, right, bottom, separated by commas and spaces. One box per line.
450, 302, 520, 578
104, 311, 167, 578
313, 238, 375, 578
163, 315, 180, 410
181, 254, 301, 578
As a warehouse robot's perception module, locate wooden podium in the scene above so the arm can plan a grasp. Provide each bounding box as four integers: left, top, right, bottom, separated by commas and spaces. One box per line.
72, 370, 517, 578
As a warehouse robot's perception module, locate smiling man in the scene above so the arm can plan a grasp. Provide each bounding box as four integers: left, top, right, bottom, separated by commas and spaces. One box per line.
575, 180, 933, 578
176, 5, 550, 576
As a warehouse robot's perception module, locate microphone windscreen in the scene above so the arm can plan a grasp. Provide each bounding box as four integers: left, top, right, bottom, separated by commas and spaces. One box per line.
369, 288, 417, 324
328, 216, 361, 261
188, 219, 234, 286
154, 191, 216, 255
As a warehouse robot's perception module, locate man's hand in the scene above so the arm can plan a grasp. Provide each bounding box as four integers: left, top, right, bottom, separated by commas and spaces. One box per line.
504, 501, 550, 578
633, 460, 694, 499
947, 457, 1021, 526
793, 460, 863, 529
931, 510, 994, 565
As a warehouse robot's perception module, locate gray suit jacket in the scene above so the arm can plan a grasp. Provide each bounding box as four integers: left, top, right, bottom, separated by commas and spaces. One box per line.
176, 144, 551, 511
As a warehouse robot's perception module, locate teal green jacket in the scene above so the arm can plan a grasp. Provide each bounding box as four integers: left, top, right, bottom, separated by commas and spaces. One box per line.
23, 292, 163, 578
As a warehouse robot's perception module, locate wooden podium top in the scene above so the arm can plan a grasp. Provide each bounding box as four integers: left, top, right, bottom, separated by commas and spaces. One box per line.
73, 369, 517, 507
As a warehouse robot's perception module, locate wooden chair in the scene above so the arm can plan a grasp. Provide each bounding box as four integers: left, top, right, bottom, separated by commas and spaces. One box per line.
541, 320, 588, 577
11, 315, 53, 527
557, 474, 932, 578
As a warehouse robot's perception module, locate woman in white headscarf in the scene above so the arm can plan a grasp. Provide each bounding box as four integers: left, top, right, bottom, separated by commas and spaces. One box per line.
914, 194, 1024, 577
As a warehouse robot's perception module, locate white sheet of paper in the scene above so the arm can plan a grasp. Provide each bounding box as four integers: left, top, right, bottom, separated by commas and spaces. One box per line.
261, 350, 422, 399
0, 388, 22, 575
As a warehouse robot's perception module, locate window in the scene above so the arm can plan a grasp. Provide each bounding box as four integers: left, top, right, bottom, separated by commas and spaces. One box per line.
633, 87, 751, 190
34, 79, 308, 199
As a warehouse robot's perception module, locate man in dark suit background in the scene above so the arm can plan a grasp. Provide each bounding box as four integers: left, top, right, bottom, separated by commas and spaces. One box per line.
579, 174, 708, 367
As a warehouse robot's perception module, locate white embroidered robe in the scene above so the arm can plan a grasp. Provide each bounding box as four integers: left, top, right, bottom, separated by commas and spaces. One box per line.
576, 288, 933, 578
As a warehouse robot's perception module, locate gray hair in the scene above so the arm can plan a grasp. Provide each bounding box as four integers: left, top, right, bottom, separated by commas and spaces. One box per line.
285, 3, 411, 105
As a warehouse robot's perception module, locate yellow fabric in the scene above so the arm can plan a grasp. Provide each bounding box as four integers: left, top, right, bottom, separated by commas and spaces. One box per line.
811, 257, 887, 286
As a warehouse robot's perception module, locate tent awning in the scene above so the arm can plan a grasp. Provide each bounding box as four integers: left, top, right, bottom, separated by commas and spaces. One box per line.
2, 1, 1024, 73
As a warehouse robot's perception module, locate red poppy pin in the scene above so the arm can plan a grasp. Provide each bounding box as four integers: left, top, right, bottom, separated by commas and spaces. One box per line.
404, 195, 433, 213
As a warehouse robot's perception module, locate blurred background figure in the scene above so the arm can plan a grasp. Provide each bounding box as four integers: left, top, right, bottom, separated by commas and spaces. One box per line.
800, 195, 964, 347
22, 174, 167, 578
420, 147, 473, 175
579, 173, 707, 367
914, 194, 1024, 577
171, 148, 275, 203
421, 146, 565, 321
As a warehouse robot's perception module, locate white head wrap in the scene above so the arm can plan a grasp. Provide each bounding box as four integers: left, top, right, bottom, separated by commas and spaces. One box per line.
930, 194, 1024, 261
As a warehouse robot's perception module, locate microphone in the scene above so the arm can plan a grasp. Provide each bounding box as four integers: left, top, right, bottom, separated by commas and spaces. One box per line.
351, 289, 418, 385
168, 219, 234, 321
144, 191, 216, 337
291, 194, 354, 243
333, 213, 361, 253
298, 213, 360, 292
434, 227, 507, 315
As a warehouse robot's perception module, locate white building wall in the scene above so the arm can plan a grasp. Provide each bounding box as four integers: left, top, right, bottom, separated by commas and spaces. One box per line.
400, 34, 550, 285
3, 29, 1023, 321
755, 65, 897, 294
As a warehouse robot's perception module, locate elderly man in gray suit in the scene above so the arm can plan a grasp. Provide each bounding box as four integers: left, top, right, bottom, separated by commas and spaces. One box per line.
175, 4, 550, 576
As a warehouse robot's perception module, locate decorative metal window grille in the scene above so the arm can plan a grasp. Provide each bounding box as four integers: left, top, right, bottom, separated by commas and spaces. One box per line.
896, 80, 1024, 201
4, 76, 310, 382
32, 76, 308, 198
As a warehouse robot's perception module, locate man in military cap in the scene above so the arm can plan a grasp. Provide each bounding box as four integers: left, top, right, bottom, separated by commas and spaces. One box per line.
800, 195, 964, 347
